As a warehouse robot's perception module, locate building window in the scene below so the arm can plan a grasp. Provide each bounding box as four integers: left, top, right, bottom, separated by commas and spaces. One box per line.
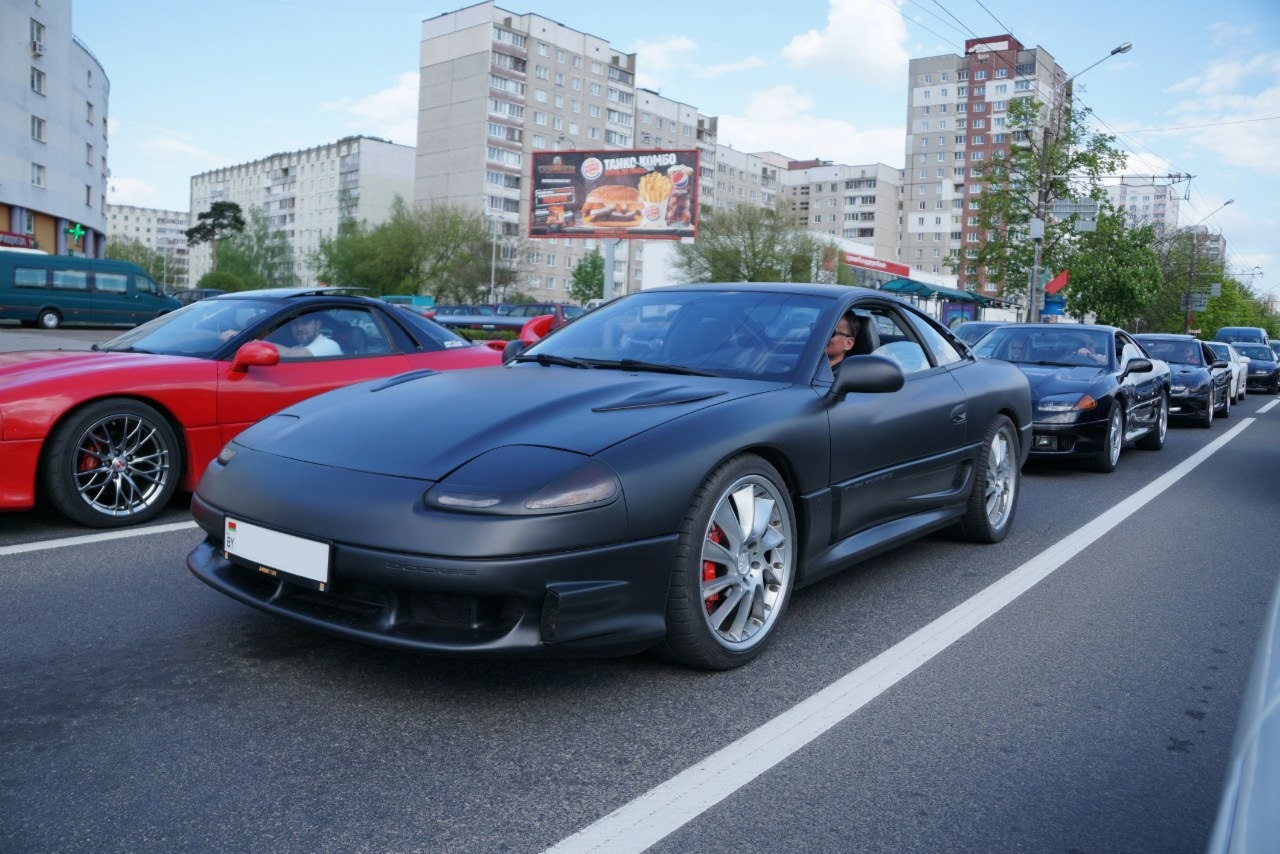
86, 184, 93, 206
30, 67, 46, 95
31, 163, 46, 187
31, 115, 45, 142
86, 142, 93, 164
86, 101, 94, 124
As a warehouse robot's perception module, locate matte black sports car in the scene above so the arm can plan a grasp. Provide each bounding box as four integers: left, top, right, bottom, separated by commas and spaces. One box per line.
1134, 334, 1233, 426
974, 324, 1171, 472
187, 284, 1032, 669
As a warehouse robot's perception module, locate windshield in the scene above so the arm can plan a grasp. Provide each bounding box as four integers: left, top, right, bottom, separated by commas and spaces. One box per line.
97, 298, 276, 357
973, 327, 1111, 367
1234, 343, 1274, 361
523, 290, 830, 380
1205, 343, 1231, 361
1140, 339, 1203, 366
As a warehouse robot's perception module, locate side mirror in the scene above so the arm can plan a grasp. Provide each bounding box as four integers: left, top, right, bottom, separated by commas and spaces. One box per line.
1210, 359, 1229, 369
1121, 357, 1153, 377
230, 341, 280, 373
826, 355, 905, 402
502, 339, 527, 364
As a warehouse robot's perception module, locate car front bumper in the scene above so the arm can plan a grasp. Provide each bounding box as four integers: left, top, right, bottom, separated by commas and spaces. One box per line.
187, 492, 676, 659
1168, 391, 1212, 419
1026, 414, 1110, 458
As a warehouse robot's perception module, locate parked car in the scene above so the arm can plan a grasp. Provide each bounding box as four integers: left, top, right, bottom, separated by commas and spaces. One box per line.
1205, 340, 1249, 403
172, 287, 227, 306
0, 252, 180, 328
973, 324, 1170, 472
1213, 326, 1270, 347
1232, 342, 1280, 394
1135, 334, 1233, 426
436, 302, 586, 335
0, 287, 502, 527
187, 283, 1033, 669
950, 320, 1008, 346
426, 303, 497, 319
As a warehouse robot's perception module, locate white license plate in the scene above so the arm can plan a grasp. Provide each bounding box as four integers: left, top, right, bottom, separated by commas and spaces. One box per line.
224, 517, 331, 591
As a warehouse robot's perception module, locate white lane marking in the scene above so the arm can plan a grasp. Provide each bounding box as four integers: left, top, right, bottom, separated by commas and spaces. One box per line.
1258, 398, 1280, 414
0, 520, 199, 557
544, 419, 1257, 854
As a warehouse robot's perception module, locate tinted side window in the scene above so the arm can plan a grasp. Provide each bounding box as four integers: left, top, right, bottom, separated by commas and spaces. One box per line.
902, 309, 963, 366
96, 273, 128, 294
52, 270, 89, 291
14, 267, 46, 288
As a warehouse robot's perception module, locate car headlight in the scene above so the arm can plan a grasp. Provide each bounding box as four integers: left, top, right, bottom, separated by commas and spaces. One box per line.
425, 446, 620, 515
1036, 393, 1097, 424
1170, 383, 1187, 395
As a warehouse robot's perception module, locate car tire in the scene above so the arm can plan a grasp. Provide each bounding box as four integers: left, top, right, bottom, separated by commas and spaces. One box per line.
42, 399, 182, 528
1136, 393, 1168, 451
654, 454, 796, 670
1198, 394, 1215, 428
1086, 405, 1125, 473
37, 308, 61, 329
1217, 384, 1231, 418
952, 414, 1019, 543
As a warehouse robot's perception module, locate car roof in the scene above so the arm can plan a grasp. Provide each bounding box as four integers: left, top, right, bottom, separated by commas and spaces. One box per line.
1135, 333, 1197, 341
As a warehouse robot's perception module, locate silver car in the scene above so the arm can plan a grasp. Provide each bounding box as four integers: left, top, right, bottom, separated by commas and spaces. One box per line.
1206, 341, 1249, 403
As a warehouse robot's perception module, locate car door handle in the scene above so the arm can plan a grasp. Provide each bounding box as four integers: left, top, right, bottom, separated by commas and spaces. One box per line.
950, 403, 967, 424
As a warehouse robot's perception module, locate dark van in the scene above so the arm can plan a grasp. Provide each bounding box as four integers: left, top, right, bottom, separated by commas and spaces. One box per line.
1212, 326, 1270, 347
0, 251, 181, 329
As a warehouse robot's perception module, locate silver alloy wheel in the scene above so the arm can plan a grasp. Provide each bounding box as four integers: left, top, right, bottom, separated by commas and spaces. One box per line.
698, 474, 794, 652
71, 411, 173, 518
1106, 406, 1123, 465
983, 423, 1017, 530
38, 309, 60, 329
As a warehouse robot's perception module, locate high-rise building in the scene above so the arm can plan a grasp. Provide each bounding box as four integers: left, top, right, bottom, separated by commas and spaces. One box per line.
418, 2, 734, 298
1, 0, 109, 256
104, 203, 191, 288
187, 136, 414, 286
779, 159, 901, 262
1105, 177, 1180, 236
900, 35, 1064, 292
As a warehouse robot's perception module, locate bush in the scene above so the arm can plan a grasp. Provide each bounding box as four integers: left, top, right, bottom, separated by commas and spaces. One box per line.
455, 329, 517, 342
197, 270, 246, 291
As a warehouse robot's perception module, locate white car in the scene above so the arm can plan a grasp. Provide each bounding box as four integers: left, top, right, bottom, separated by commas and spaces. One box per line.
1206, 341, 1249, 402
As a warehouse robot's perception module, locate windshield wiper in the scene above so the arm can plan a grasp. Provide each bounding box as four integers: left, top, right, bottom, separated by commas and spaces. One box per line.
587, 358, 717, 377
93, 344, 154, 354
514, 353, 594, 369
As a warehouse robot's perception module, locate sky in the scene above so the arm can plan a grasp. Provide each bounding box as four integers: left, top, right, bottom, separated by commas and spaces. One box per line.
73, 0, 1280, 291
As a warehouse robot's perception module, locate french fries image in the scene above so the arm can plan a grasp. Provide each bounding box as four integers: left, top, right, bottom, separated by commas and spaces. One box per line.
638, 171, 673, 202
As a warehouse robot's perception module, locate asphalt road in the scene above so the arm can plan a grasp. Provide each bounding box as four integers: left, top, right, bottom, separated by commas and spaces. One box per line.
2, 326, 1278, 853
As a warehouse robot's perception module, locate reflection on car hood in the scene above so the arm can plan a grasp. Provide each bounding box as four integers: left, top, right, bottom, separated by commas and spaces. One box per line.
1015, 364, 1105, 400
1168, 364, 1211, 380
0, 349, 200, 389
232, 365, 772, 479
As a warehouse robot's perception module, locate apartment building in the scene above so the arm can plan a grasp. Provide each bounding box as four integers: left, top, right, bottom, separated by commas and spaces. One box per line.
418, 2, 729, 299
901, 35, 1063, 292
104, 204, 191, 288
187, 136, 414, 286
1, 0, 109, 256
1105, 177, 1181, 236
780, 160, 901, 262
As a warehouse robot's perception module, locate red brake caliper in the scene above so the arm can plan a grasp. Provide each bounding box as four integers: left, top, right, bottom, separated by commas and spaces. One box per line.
703, 525, 725, 614
79, 439, 104, 473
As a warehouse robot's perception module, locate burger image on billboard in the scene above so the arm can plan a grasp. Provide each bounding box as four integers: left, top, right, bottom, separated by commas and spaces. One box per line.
581, 185, 643, 227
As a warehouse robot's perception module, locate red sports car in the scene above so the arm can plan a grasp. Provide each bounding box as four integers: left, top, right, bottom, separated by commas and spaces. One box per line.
0, 287, 501, 527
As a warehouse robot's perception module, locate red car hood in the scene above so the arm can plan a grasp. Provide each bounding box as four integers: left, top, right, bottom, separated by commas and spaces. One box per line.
0, 349, 204, 388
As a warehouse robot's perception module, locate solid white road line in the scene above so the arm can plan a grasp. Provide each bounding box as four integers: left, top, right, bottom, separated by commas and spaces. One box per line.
0, 520, 198, 557
543, 419, 1257, 854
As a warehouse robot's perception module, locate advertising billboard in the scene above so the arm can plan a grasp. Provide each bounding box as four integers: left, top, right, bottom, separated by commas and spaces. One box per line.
528, 149, 699, 240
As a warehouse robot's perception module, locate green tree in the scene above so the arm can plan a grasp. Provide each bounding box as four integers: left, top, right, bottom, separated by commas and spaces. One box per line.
1059, 205, 1161, 327
215, 206, 297, 290
195, 269, 245, 291
311, 198, 515, 303
103, 237, 166, 286
569, 250, 604, 304
671, 202, 835, 282
963, 97, 1128, 302
184, 201, 246, 272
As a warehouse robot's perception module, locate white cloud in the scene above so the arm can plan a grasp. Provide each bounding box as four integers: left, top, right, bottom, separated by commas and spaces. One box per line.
633, 35, 766, 91
321, 71, 420, 146
781, 0, 909, 82
107, 176, 158, 207
717, 85, 904, 165
1166, 51, 1280, 176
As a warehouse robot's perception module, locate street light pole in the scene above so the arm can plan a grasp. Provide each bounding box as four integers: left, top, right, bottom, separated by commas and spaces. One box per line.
1183, 199, 1234, 333
1026, 41, 1132, 323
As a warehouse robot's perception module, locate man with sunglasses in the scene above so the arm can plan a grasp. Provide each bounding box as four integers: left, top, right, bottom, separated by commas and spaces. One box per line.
826, 313, 857, 369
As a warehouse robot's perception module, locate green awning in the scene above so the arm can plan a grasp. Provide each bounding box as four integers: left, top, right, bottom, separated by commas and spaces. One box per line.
879, 278, 992, 304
